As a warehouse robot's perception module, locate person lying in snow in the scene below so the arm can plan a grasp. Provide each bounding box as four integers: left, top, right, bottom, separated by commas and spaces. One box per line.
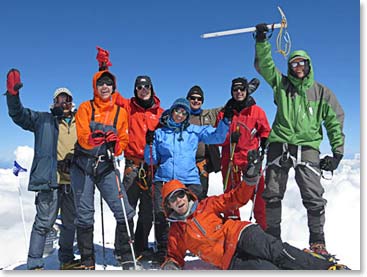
160, 150, 349, 270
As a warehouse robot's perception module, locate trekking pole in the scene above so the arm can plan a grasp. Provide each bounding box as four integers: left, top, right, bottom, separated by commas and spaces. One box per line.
223, 147, 235, 191
17, 178, 28, 254
108, 149, 138, 270
100, 191, 107, 270
223, 126, 240, 191
13, 161, 28, 253
249, 153, 265, 222
149, 143, 158, 253
249, 172, 262, 222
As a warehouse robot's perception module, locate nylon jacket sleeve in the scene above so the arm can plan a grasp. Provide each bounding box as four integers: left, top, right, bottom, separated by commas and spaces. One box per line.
198, 119, 229, 145
322, 88, 345, 154
114, 91, 131, 113
75, 102, 93, 150
6, 92, 40, 132
256, 107, 271, 139
164, 225, 187, 268
210, 181, 255, 214
254, 41, 283, 89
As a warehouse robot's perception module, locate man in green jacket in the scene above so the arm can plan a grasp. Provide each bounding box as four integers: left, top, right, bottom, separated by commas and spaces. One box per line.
254, 24, 345, 255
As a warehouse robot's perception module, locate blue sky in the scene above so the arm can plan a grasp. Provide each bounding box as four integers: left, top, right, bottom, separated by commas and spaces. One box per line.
0, 0, 360, 166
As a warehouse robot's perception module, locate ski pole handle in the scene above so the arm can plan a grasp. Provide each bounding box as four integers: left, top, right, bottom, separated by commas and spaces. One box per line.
201, 23, 282, 38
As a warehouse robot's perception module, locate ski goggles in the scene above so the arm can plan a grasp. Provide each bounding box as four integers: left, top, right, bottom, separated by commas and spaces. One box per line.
290, 60, 306, 68
136, 84, 151, 90
173, 108, 188, 116
167, 190, 186, 203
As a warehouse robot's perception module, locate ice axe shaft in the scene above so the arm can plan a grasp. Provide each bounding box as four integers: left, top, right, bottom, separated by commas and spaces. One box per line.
201, 6, 287, 39
201, 23, 282, 39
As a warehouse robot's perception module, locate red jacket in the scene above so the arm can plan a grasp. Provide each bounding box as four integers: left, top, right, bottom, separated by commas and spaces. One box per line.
218, 104, 270, 167
162, 179, 255, 270
115, 93, 164, 159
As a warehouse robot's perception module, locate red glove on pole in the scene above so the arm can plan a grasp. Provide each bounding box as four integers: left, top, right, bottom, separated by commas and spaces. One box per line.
7, 69, 23, 95
96, 46, 112, 71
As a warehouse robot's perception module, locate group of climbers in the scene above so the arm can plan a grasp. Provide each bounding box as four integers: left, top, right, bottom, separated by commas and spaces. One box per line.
4, 21, 346, 271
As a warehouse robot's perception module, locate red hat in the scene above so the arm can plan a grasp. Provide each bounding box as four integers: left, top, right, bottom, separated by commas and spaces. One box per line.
161, 180, 197, 217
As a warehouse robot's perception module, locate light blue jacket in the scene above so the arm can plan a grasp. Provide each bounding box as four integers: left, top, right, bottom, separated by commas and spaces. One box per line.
144, 119, 229, 185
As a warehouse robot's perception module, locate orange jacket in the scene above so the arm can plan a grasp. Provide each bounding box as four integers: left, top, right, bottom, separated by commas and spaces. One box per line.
162, 179, 255, 270
115, 92, 164, 159
75, 70, 129, 156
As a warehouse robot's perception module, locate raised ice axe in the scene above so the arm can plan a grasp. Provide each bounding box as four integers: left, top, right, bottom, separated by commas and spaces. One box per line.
201, 6, 287, 38
201, 6, 291, 57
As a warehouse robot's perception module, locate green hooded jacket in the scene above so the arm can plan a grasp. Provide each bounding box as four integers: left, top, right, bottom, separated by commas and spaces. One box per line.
254, 41, 345, 154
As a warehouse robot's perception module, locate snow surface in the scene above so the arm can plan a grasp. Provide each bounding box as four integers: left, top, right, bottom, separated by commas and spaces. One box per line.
0, 146, 361, 272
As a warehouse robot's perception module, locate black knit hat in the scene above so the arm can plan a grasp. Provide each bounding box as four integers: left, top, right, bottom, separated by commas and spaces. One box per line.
186, 85, 204, 103
134, 75, 155, 98
231, 77, 248, 96
135, 75, 152, 87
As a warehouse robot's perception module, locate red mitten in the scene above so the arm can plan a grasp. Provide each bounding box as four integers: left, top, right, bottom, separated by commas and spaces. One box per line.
105, 130, 121, 154
7, 69, 23, 95
88, 130, 105, 147
96, 46, 112, 70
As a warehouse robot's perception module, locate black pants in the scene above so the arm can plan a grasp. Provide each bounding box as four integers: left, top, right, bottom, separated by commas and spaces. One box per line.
229, 225, 334, 270
126, 181, 153, 255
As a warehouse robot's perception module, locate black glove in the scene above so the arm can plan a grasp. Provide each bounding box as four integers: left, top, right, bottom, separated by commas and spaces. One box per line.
231, 131, 241, 143
320, 153, 343, 171
162, 261, 180, 270
243, 149, 262, 186
146, 129, 155, 145
255, 23, 269, 42
247, 78, 260, 95
223, 99, 235, 121
57, 154, 73, 174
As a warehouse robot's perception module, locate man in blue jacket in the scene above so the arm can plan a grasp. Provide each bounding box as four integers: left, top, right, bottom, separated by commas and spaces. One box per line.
6, 69, 79, 270
144, 97, 232, 265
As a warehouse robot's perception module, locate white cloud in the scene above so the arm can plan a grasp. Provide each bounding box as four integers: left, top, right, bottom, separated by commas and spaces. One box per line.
0, 146, 361, 270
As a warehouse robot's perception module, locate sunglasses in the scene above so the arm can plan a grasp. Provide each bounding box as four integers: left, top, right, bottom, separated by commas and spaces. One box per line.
290, 60, 306, 68
189, 96, 202, 101
232, 86, 246, 92
136, 84, 151, 90
173, 108, 188, 116
96, 79, 114, 87
168, 190, 186, 203
55, 93, 72, 104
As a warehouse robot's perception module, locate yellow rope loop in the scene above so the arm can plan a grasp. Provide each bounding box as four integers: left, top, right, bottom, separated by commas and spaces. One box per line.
137, 164, 149, 190
138, 165, 147, 180
276, 18, 291, 58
